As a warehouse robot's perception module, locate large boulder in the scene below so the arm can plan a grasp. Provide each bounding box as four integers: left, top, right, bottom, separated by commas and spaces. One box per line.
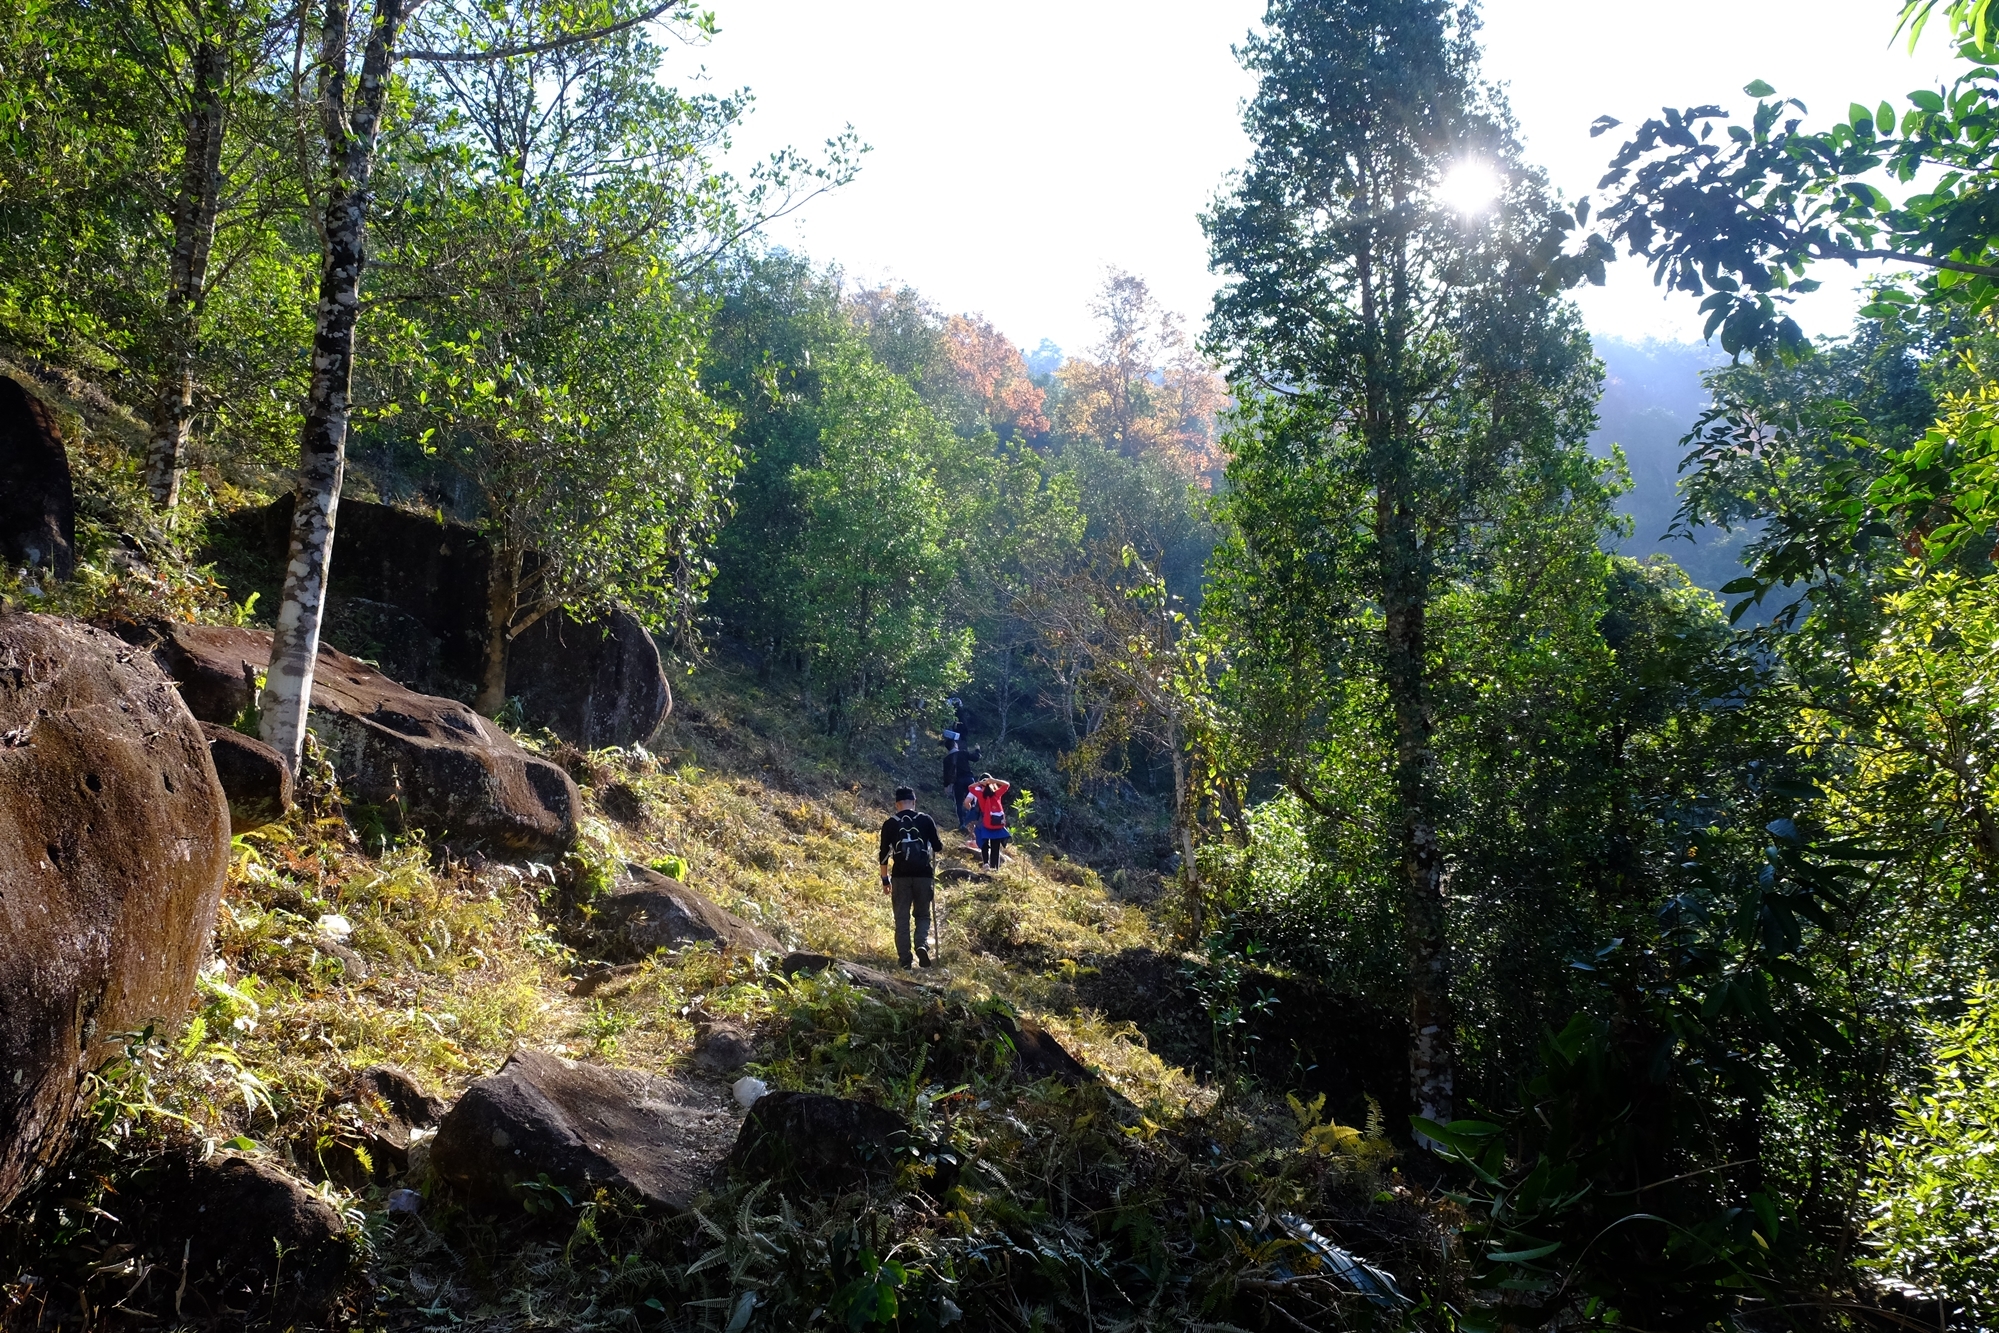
595, 864, 780, 958
142, 1152, 350, 1324
728, 1090, 910, 1191
221, 495, 490, 688
0, 613, 231, 1210
429, 1049, 738, 1211
0, 376, 74, 580
507, 609, 671, 749
216, 497, 671, 744
122, 620, 580, 856
199, 720, 292, 832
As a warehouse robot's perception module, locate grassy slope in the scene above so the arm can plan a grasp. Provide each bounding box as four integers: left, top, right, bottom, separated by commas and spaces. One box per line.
0, 409, 1441, 1328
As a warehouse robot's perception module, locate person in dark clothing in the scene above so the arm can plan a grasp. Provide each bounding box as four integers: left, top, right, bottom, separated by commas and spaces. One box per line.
940, 737, 977, 844
879, 786, 944, 968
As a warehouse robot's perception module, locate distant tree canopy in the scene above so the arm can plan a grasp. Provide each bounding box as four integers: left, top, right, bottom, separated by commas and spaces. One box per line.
699, 255, 1220, 758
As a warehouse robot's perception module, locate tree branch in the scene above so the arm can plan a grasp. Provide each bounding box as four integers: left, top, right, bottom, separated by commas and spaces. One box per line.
1815, 242, 1999, 279
402, 0, 683, 63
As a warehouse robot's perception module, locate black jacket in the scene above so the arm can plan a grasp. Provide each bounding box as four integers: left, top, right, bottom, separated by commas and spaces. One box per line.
879, 810, 944, 877
941, 748, 974, 790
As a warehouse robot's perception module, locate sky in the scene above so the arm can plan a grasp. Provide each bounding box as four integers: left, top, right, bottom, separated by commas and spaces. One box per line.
673, 1, 1965, 359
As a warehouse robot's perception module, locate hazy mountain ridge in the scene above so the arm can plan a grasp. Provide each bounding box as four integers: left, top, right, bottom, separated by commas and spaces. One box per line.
1589, 336, 1755, 591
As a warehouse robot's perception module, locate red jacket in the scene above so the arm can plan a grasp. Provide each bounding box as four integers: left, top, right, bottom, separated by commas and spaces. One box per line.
966, 779, 1010, 832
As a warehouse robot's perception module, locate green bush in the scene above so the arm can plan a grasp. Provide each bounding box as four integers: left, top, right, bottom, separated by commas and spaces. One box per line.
1865, 980, 1999, 1316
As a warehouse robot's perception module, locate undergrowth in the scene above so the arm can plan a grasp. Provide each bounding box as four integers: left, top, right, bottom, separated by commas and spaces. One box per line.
2, 648, 1448, 1331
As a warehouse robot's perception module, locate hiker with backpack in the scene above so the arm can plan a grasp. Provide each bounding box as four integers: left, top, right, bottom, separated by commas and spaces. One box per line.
878, 785, 945, 968
940, 733, 978, 849
964, 773, 1011, 869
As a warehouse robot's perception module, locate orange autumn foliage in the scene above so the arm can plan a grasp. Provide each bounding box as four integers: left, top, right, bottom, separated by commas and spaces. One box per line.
944, 313, 1049, 440
1053, 269, 1229, 485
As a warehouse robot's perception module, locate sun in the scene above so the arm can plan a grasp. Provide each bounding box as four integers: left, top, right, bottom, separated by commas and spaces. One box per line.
1439, 161, 1503, 215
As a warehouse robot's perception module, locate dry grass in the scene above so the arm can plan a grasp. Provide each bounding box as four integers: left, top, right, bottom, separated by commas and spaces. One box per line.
1, 659, 1437, 1332
142, 664, 1197, 1164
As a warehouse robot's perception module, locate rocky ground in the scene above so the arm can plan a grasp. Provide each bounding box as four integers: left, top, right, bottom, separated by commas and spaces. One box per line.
0, 653, 1446, 1331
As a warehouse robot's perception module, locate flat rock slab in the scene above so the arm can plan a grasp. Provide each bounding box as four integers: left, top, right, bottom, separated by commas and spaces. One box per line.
597, 864, 780, 958
430, 1050, 738, 1212
199, 721, 292, 831
0, 613, 230, 1210
120, 620, 580, 856
780, 951, 922, 997
729, 1090, 910, 1191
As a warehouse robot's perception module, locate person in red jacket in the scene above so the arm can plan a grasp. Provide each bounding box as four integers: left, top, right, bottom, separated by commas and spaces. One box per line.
964, 774, 1011, 869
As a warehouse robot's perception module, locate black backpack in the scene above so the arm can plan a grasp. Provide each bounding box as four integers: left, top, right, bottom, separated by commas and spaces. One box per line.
891, 812, 933, 874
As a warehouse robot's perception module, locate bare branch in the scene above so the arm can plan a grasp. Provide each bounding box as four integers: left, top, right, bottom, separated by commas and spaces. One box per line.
402, 0, 684, 63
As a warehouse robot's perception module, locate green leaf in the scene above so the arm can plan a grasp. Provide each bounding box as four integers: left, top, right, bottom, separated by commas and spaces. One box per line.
1910, 88, 1946, 112
1878, 100, 1897, 134
1744, 79, 1776, 97
1750, 1192, 1781, 1242
1487, 1241, 1563, 1263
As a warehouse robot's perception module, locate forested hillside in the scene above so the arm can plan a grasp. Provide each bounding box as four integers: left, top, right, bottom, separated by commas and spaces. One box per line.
1592, 339, 1745, 586
6, 0, 1999, 1328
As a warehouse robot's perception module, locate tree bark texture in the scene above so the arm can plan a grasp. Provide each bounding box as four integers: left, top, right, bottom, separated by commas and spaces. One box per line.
145, 36, 229, 511
1379, 467, 1453, 1126
261, 0, 404, 771
475, 545, 520, 716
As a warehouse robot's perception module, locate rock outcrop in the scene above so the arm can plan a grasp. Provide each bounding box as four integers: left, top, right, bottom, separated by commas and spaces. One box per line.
780, 951, 920, 996
122, 620, 580, 855
315, 1065, 449, 1188
507, 609, 671, 749
0, 613, 231, 1210
143, 1152, 350, 1324
596, 864, 780, 958
199, 721, 292, 832
995, 1013, 1092, 1084
728, 1090, 910, 1191
217, 497, 671, 745
429, 1050, 737, 1211
221, 496, 490, 688
0, 376, 74, 580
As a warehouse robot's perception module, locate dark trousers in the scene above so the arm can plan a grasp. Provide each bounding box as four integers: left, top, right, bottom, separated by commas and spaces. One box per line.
950, 783, 972, 831
891, 877, 934, 965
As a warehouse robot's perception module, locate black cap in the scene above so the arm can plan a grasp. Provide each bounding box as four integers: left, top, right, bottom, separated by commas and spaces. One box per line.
894, 786, 915, 802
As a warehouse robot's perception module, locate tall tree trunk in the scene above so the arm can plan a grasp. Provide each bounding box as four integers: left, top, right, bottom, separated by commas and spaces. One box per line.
261, 0, 404, 771
145, 35, 229, 511
1381, 480, 1453, 1125
476, 544, 521, 716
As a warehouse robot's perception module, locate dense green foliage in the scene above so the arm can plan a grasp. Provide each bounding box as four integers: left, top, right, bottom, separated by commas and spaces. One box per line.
12, 0, 1999, 1324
